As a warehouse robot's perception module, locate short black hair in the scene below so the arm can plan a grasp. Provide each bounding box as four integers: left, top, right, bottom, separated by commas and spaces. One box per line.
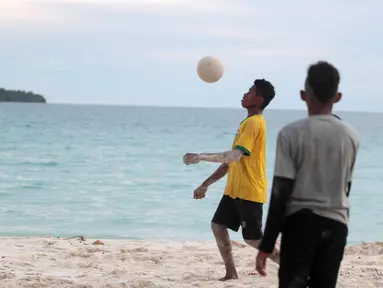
306, 61, 340, 104
253, 79, 275, 109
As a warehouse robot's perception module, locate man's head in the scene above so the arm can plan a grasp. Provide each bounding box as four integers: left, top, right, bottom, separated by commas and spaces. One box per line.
301, 61, 342, 113
242, 79, 275, 111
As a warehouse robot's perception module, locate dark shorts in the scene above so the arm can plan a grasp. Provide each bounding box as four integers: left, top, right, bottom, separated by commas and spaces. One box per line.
211, 195, 263, 240
279, 209, 348, 288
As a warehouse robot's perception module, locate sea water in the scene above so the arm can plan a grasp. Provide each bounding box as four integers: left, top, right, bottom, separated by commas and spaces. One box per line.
0, 103, 382, 243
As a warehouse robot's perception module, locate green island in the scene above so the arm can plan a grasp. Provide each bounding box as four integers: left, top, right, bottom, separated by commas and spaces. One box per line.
0, 88, 46, 103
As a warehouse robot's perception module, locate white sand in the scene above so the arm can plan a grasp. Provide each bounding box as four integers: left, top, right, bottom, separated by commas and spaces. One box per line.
0, 237, 382, 288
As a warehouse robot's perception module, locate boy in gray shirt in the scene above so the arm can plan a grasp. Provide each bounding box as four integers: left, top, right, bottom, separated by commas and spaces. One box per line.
255, 61, 359, 288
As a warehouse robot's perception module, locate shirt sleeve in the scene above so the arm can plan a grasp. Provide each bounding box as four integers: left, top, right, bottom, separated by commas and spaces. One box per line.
273, 129, 296, 179
234, 119, 262, 156
349, 136, 360, 181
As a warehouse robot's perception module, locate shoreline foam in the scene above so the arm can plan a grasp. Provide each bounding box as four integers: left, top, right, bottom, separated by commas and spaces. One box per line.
0, 237, 382, 287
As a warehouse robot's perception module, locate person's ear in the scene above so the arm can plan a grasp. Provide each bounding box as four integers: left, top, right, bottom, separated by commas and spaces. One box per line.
257, 96, 264, 106
334, 92, 342, 103
300, 90, 307, 102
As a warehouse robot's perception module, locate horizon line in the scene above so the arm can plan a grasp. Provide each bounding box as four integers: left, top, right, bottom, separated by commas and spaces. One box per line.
1, 102, 382, 114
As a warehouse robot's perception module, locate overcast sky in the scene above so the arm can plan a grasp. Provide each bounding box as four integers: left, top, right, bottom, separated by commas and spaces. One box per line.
0, 0, 382, 111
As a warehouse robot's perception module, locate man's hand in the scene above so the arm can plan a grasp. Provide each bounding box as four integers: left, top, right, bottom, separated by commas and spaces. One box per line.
255, 251, 270, 276
193, 184, 208, 199
183, 153, 201, 165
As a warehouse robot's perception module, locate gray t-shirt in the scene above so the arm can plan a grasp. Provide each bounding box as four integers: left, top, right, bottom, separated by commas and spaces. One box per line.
274, 115, 359, 225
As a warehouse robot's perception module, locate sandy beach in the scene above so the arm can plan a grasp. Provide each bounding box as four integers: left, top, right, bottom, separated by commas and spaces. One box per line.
0, 237, 382, 288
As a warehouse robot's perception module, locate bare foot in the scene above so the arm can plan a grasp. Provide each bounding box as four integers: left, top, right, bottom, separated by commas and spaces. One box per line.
219, 273, 239, 281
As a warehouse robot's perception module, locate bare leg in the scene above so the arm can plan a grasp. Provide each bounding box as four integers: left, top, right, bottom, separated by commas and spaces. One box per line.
244, 239, 280, 264
211, 222, 239, 281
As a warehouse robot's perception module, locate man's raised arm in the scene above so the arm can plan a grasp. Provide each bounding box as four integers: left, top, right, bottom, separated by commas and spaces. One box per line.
183, 118, 260, 165
183, 149, 244, 165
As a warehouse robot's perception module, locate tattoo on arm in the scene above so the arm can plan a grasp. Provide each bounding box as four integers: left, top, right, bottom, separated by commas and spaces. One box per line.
199, 149, 244, 164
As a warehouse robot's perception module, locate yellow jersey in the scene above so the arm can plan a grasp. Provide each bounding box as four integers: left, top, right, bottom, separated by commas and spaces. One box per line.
224, 114, 267, 203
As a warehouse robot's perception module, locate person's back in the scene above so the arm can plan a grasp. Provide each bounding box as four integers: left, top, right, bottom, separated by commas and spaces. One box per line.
256, 61, 360, 288
282, 115, 358, 225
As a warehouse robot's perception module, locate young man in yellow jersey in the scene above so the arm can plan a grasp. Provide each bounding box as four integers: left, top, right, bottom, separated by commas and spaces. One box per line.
183, 79, 280, 281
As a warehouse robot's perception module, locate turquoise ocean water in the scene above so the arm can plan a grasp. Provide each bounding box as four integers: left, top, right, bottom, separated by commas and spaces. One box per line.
0, 103, 382, 243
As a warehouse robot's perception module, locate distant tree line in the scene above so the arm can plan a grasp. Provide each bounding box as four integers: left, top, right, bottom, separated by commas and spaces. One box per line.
0, 88, 46, 103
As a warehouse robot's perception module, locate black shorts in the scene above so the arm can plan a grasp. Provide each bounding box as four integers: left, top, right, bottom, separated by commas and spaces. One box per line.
279, 209, 348, 288
211, 195, 263, 240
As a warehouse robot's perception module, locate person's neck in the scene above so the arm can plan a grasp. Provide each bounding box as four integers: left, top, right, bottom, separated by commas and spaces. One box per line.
247, 107, 262, 117
308, 106, 333, 116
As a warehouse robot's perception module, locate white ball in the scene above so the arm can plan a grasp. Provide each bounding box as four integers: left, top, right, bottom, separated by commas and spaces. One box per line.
197, 56, 224, 83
